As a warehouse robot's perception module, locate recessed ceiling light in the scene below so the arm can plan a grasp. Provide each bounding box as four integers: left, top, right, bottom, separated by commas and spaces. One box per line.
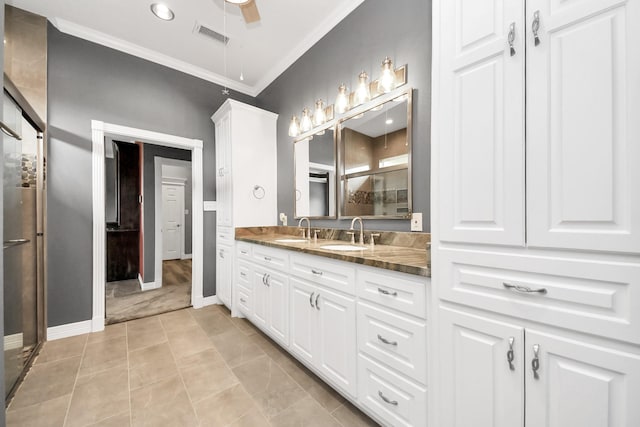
386, 119, 394, 125
150, 3, 175, 21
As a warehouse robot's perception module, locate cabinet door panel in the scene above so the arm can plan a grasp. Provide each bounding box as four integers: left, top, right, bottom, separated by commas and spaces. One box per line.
316, 288, 357, 398
527, 0, 640, 252
289, 278, 317, 365
214, 114, 233, 227
266, 269, 289, 347
525, 329, 640, 427
439, 306, 524, 427
439, 0, 525, 246
252, 269, 268, 330
216, 244, 232, 308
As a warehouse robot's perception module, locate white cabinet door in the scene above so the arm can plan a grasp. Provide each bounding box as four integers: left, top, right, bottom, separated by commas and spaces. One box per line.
438, 0, 525, 246
439, 307, 524, 427
289, 278, 317, 365
526, 0, 640, 253
252, 268, 269, 330
215, 113, 233, 227
216, 244, 232, 308
316, 287, 357, 398
266, 269, 289, 347
525, 329, 640, 427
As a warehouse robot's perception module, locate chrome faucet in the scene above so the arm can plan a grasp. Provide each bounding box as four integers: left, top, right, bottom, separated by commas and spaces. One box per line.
350, 217, 364, 245
298, 217, 311, 240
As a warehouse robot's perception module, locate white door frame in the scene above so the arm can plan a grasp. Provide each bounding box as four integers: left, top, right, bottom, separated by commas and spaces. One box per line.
91, 120, 204, 332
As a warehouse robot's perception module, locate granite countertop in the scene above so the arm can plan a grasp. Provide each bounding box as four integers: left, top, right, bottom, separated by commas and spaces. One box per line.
235, 226, 431, 278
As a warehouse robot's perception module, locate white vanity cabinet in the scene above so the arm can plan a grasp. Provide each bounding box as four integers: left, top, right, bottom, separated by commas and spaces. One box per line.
432, 0, 640, 425
211, 100, 278, 311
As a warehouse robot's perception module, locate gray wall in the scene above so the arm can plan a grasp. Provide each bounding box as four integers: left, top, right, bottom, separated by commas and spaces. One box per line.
0, 0, 5, 415
47, 25, 254, 326
257, 0, 432, 232
142, 144, 191, 284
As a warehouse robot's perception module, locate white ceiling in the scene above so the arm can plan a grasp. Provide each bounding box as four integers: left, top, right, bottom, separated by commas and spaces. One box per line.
7, 0, 365, 96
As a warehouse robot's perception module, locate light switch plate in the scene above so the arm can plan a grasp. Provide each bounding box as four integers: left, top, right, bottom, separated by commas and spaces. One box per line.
411, 212, 423, 231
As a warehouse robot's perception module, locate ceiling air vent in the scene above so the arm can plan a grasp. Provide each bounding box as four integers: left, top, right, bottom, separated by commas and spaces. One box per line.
194, 23, 229, 44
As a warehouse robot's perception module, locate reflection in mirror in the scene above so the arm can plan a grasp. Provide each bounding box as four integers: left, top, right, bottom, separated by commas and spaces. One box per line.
294, 127, 336, 218
339, 89, 411, 218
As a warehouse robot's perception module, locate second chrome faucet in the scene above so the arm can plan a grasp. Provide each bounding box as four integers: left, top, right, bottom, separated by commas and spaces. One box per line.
298, 217, 311, 240
350, 217, 364, 245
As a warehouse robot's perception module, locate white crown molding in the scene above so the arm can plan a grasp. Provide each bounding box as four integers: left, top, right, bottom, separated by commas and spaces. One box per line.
51, 18, 257, 96
252, 0, 366, 96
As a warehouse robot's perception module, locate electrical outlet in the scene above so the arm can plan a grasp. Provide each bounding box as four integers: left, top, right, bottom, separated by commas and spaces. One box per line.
411, 212, 423, 232
279, 212, 288, 226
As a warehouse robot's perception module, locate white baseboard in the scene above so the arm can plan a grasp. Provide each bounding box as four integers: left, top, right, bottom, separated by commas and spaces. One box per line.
47, 320, 93, 341
4, 333, 23, 350
181, 253, 193, 260
201, 295, 221, 307
140, 281, 160, 291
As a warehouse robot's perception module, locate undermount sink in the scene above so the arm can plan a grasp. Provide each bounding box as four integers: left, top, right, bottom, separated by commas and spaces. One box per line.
319, 244, 368, 251
274, 238, 308, 243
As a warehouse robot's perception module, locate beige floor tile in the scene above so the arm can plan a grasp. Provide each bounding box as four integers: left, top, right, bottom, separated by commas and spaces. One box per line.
193, 384, 256, 426
331, 402, 380, 427
270, 395, 342, 427
305, 378, 346, 413
211, 329, 265, 368
192, 310, 237, 337
35, 335, 87, 365
130, 375, 198, 427
158, 308, 198, 333
232, 355, 306, 418
65, 365, 130, 427
86, 411, 131, 427
128, 342, 178, 389
79, 336, 127, 377
230, 316, 259, 336
86, 323, 126, 344
229, 407, 271, 427
126, 317, 167, 351
9, 356, 81, 409
165, 325, 213, 360
178, 349, 239, 403
6, 394, 71, 427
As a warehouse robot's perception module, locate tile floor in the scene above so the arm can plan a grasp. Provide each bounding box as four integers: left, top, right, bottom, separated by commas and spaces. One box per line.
6, 304, 380, 427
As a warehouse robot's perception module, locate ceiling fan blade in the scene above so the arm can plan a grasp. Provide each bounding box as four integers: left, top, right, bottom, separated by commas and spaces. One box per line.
239, 0, 260, 23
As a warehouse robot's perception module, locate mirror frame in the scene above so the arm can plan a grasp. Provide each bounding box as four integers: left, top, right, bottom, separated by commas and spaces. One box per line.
337, 87, 413, 220
293, 121, 338, 219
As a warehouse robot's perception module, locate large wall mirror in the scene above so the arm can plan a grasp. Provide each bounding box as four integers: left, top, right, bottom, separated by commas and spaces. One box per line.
294, 125, 337, 218
338, 89, 412, 218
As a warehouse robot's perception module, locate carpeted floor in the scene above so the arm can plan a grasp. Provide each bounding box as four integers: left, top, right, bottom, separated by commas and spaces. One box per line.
105, 259, 192, 324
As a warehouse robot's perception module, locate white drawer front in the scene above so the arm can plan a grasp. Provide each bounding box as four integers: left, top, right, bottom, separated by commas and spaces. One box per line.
357, 267, 427, 319
440, 249, 640, 344
237, 261, 252, 293
217, 227, 234, 245
358, 355, 427, 427
253, 245, 289, 270
357, 302, 427, 385
237, 288, 251, 317
290, 253, 356, 295
236, 242, 252, 260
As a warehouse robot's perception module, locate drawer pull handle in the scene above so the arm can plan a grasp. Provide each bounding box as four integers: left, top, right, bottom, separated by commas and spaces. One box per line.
377, 334, 398, 346
378, 391, 398, 406
378, 288, 398, 297
219, 251, 224, 259
241, 250, 248, 255
262, 273, 267, 285
532, 10, 541, 46
532, 344, 540, 380
240, 272, 246, 278
240, 298, 247, 303
310, 292, 315, 308
264, 256, 272, 262
315, 294, 320, 310
265, 274, 270, 287
311, 269, 323, 276
507, 337, 515, 371
503, 282, 547, 294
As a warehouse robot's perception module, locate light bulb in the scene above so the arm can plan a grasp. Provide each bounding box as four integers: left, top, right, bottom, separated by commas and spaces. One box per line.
335, 84, 350, 114
313, 99, 326, 127
300, 108, 312, 133
288, 115, 300, 137
354, 71, 371, 106
378, 57, 397, 93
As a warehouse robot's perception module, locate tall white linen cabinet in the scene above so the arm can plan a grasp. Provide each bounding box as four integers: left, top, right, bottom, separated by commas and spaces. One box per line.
211, 100, 278, 310
431, 0, 640, 426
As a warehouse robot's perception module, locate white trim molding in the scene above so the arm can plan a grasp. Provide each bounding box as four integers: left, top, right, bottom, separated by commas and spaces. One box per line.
4, 333, 23, 351
181, 253, 193, 260
202, 295, 222, 307
140, 281, 161, 291
92, 120, 204, 332
204, 201, 217, 211
47, 320, 93, 341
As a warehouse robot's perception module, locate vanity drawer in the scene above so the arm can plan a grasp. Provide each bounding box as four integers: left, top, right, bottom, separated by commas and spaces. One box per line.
358, 354, 427, 427
357, 267, 427, 319
236, 242, 252, 260
357, 302, 427, 385
237, 288, 251, 317
290, 253, 356, 295
237, 261, 252, 293
440, 249, 640, 344
253, 245, 289, 270
217, 227, 234, 245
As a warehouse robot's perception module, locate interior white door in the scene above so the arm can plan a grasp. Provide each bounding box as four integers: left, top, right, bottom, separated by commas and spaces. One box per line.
438, 0, 525, 246
526, 0, 640, 253
439, 306, 524, 427
525, 328, 640, 427
162, 184, 184, 260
